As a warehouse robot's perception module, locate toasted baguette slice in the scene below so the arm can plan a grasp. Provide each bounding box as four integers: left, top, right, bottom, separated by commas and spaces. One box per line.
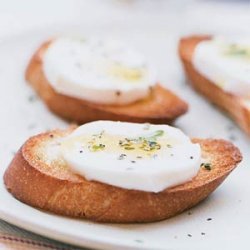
179, 35, 250, 135
4, 128, 241, 223
25, 42, 188, 124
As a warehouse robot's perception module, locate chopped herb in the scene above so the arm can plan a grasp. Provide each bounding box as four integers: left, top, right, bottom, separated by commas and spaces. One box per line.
91, 144, 105, 152
149, 141, 157, 147
225, 44, 250, 58
119, 130, 164, 152
119, 138, 132, 147
140, 140, 161, 151
99, 133, 104, 139
153, 130, 164, 138
139, 130, 164, 143
201, 163, 212, 171
92, 130, 105, 139
124, 146, 135, 150
118, 154, 126, 160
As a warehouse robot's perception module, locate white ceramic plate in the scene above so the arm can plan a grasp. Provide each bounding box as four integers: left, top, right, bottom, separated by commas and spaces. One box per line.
0, 25, 250, 250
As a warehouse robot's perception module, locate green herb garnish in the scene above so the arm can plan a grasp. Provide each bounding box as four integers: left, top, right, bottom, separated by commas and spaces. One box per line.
124, 146, 135, 150
118, 154, 127, 160
119, 130, 164, 152
224, 44, 250, 59
145, 130, 164, 142
139, 140, 161, 151
91, 143, 105, 152
92, 130, 105, 139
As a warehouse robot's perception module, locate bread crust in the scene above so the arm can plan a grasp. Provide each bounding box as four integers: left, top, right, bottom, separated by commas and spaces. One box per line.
25, 42, 188, 124
179, 35, 250, 135
4, 129, 242, 223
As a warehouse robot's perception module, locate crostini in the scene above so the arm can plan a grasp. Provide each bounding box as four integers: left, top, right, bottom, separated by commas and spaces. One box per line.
179, 35, 250, 135
26, 37, 188, 124
4, 121, 242, 223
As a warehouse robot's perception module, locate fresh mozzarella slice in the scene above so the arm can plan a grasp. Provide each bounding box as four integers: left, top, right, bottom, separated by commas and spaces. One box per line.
43, 37, 157, 105
193, 36, 250, 98
60, 121, 201, 193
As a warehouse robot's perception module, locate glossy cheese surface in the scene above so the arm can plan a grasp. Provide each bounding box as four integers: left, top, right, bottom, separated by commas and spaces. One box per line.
193, 36, 250, 98
43, 37, 157, 105
60, 121, 201, 192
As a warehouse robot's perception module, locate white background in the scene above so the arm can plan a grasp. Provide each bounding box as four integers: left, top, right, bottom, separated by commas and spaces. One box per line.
0, 0, 250, 38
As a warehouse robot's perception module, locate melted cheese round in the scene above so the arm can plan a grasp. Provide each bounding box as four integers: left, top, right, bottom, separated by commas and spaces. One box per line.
43, 37, 157, 105
60, 121, 201, 192
193, 36, 250, 98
